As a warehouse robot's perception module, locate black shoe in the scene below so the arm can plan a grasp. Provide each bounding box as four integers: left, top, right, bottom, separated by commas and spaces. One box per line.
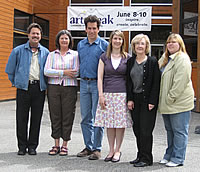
134, 161, 152, 167
17, 150, 26, 155
130, 158, 140, 164
104, 155, 114, 162
111, 152, 122, 163
28, 149, 37, 155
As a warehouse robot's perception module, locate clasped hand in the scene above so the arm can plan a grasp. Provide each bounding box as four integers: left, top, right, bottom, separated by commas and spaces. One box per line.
63, 69, 77, 78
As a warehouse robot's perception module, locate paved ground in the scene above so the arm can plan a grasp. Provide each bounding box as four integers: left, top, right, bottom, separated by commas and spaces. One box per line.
0, 96, 200, 172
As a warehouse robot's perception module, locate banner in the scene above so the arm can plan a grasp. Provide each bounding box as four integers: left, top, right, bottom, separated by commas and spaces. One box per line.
67, 6, 152, 31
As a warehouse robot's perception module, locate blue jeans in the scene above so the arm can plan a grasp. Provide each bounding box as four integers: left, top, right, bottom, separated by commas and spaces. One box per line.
162, 111, 191, 164
80, 79, 104, 151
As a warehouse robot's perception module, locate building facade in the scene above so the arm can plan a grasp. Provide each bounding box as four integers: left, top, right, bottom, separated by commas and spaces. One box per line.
0, 0, 200, 109
1, 0, 173, 100
7, 0, 200, 111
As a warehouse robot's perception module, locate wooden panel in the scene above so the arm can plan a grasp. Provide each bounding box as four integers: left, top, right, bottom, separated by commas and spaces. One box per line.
123, 31, 129, 52
172, 0, 180, 33
34, 7, 67, 14
191, 65, 197, 97
152, 19, 172, 24
124, 0, 130, 6
0, 73, 8, 78
0, 89, 16, 101
152, 6, 172, 15
0, 0, 14, 100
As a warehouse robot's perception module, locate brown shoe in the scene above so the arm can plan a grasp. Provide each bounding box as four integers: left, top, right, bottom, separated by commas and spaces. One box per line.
77, 148, 92, 157
88, 150, 101, 160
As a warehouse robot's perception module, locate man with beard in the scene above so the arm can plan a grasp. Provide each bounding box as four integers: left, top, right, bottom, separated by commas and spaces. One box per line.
5, 23, 49, 156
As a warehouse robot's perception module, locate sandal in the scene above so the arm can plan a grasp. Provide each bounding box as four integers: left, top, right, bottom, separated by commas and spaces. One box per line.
59, 146, 68, 156
48, 146, 60, 155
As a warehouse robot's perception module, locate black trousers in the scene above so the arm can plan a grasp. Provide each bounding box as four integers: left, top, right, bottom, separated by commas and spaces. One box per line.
47, 84, 77, 141
16, 83, 45, 151
131, 93, 157, 164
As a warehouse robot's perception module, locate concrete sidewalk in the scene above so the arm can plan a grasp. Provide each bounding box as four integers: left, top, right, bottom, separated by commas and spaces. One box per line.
0, 98, 200, 172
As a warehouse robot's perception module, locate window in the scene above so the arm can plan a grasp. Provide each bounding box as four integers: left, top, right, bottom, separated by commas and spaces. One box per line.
180, 0, 198, 61
131, 26, 171, 44
34, 16, 49, 37
151, 45, 164, 60
13, 32, 28, 48
40, 39, 49, 49
14, 9, 32, 32
13, 9, 49, 49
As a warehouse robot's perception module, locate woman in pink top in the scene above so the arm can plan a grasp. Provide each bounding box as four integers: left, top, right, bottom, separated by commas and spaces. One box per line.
44, 30, 79, 156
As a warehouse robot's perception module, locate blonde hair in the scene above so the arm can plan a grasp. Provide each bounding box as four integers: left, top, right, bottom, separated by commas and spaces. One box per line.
106, 30, 127, 58
160, 33, 189, 68
131, 34, 150, 55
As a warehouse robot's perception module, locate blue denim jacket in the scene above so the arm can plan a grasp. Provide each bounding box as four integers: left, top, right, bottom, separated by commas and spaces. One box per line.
5, 41, 49, 91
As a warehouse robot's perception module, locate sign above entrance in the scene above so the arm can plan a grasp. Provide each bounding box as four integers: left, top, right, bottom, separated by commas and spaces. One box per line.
67, 6, 152, 31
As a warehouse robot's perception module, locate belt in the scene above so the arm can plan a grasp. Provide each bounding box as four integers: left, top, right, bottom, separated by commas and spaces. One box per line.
82, 77, 97, 81
29, 80, 39, 84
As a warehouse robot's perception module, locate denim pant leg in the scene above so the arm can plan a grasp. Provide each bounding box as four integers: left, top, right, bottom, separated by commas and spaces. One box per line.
91, 81, 104, 151
80, 80, 104, 151
80, 80, 93, 150
162, 114, 173, 161
163, 111, 190, 164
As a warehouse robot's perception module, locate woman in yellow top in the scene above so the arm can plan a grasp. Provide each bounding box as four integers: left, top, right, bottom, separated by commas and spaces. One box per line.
158, 33, 194, 167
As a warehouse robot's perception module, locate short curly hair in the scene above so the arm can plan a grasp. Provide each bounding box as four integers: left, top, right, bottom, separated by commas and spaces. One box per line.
84, 15, 101, 29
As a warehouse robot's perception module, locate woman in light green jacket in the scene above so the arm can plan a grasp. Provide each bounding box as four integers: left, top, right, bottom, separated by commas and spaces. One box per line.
158, 33, 194, 167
